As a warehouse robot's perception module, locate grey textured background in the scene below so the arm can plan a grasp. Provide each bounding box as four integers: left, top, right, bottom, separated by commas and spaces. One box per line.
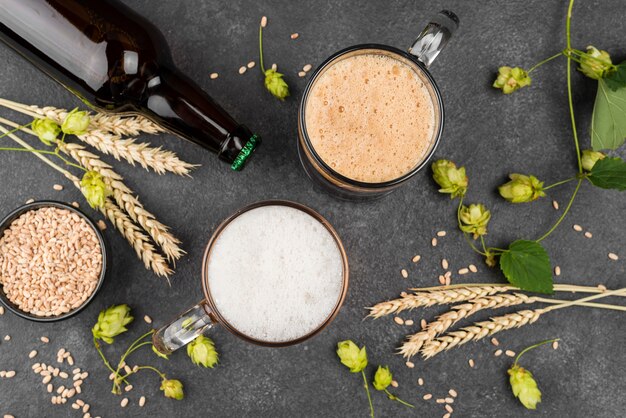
0, 1, 625, 417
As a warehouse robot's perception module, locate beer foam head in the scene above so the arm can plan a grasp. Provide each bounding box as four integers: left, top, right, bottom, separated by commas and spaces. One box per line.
305, 51, 436, 183
207, 204, 345, 343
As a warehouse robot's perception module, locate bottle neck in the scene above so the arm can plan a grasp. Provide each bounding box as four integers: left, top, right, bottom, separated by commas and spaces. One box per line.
142, 66, 259, 170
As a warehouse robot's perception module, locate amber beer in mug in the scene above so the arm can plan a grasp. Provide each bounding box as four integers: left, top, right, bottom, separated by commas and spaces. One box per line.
298, 11, 459, 199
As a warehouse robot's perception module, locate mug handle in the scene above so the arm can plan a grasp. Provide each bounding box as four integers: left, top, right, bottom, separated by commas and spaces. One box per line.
408, 10, 459, 68
152, 300, 216, 355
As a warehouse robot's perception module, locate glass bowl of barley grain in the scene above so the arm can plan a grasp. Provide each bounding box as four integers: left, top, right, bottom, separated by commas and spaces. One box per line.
0, 201, 107, 322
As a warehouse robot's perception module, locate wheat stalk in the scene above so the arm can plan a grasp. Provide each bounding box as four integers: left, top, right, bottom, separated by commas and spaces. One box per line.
399, 293, 536, 358
0, 124, 172, 277
419, 288, 626, 359
367, 286, 511, 318
0, 99, 196, 176
56, 141, 185, 262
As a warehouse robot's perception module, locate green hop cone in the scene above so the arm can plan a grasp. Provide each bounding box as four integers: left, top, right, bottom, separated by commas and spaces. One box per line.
264, 69, 290, 101
160, 378, 184, 400
61, 108, 91, 135
578, 46, 613, 80
459, 204, 491, 239
493, 66, 531, 94
485, 251, 498, 268
581, 149, 606, 171
152, 345, 169, 360
31, 118, 61, 146
431, 159, 468, 198
372, 366, 393, 391
336, 340, 368, 373
508, 365, 542, 410
80, 171, 110, 209
498, 174, 545, 203
187, 335, 219, 368
91, 304, 133, 344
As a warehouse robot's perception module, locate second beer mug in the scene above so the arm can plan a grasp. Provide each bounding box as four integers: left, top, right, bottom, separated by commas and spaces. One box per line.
298, 11, 459, 200
153, 201, 349, 353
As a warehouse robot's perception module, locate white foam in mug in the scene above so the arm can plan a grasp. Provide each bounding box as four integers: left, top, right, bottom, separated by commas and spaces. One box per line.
207, 204, 345, 343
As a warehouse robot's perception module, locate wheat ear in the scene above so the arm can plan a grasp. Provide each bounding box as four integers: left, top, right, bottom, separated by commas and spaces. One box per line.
71, 129, 197, 176
420, 288, 626, 359
57, 141, 185, 262
367, 286, 511, 318
421, 309, 544, 359
0, 99, 196, 176
0, 124, 172, 277
399, 293, 536, 358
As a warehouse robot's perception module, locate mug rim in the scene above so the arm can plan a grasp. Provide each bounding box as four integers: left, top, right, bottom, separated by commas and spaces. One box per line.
298, 43, 445, 189
200, 200, 350, 347
0, 200, 108, 322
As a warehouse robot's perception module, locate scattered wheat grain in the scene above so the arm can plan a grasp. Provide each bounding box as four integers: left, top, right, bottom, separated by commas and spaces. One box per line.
412, 255, 421, 263
406, 361, 415, 368
553, 341, 559, 350
53, 184, 63, 191
555, 266, 561, 276
573, 224, 582, 232
423, 394, 432, 400
210, 73, 219, 79
608, 252, 619, 261
247, 61, 256, 69
584, 231, 592, 238
431, 238, 438, 246
468, 359, 475, 368
260, 16, 267, 27
505, 350, 516, 357
401, 269, 408, 278
394, 317, 404, 325
290, 33, 299, 39
458, 268, 469, 275
441, 259, 449, 269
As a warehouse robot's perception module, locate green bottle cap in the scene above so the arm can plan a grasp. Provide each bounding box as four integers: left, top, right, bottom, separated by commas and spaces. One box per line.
230, 134, 260, 171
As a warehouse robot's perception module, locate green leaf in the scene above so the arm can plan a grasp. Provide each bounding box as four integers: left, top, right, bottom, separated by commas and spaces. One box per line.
500, 240, 553, 294
591, 79, 626, 151
604, 62, 626, 91
588, 157, 626, 191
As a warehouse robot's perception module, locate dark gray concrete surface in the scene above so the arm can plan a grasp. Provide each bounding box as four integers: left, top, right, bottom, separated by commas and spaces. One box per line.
0, 1, 625, 417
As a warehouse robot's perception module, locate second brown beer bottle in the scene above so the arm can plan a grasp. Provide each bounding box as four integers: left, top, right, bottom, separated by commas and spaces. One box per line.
0, 0, 260, 170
